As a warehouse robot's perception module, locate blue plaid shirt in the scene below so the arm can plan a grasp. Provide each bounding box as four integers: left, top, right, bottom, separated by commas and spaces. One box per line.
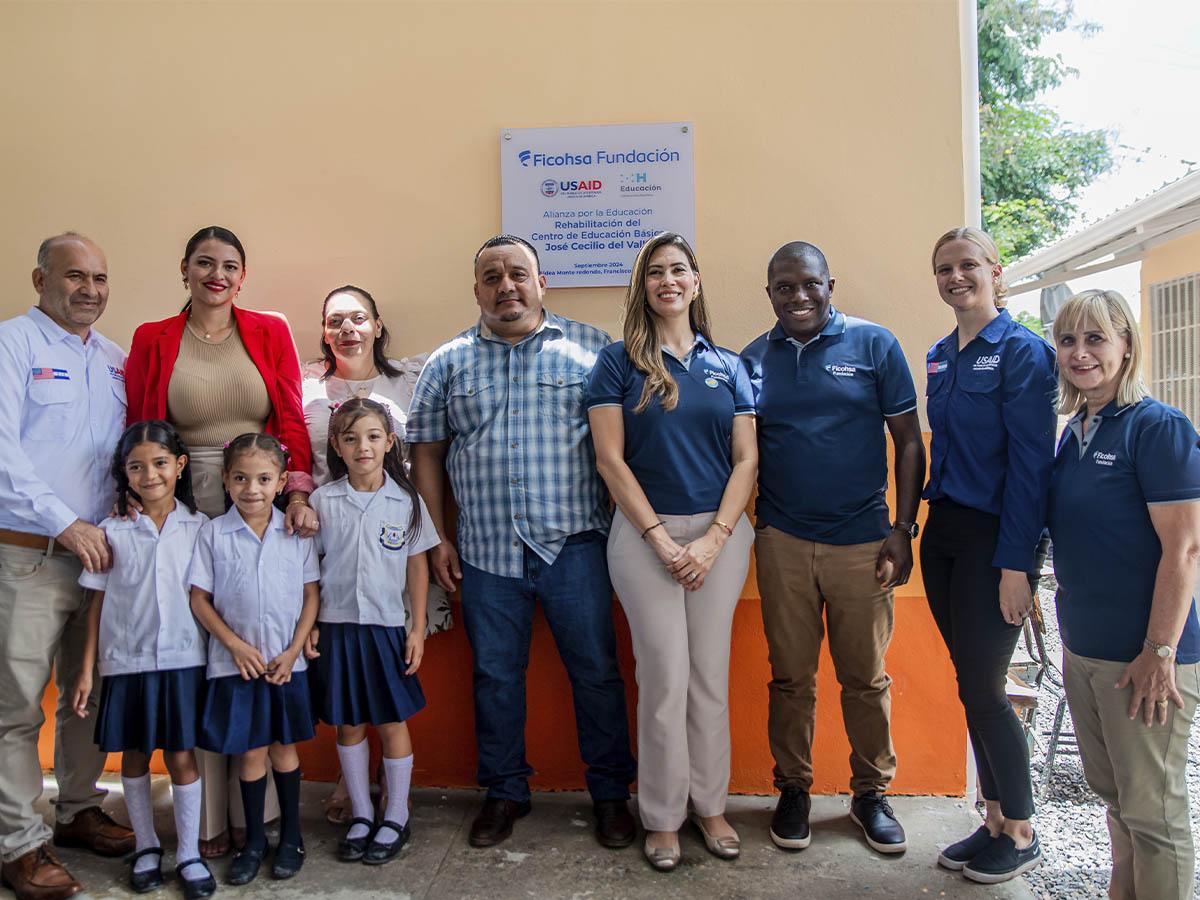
406, 311, 612, 578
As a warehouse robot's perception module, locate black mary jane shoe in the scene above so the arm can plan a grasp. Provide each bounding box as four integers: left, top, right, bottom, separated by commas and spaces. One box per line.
362, 820, 409, 866
227, 844, 266, 886
128, 847, 165, 893
271, 842, 305, 880
174, 858, 217, 900
337, 817, 376, 862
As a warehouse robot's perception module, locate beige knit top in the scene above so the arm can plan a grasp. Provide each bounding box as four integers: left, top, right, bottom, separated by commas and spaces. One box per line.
167, 325, 272, 448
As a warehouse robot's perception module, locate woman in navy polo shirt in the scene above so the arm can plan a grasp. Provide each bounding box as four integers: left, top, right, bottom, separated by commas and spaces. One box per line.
921, 227, 1057, 884
586, 232, 757, 872
1048, 290, 1200, 900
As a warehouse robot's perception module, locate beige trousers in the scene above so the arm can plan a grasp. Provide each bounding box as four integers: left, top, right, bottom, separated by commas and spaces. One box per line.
1064, 649, 1199, 900
0, 544, 106, 862
755, 526, 897, 794
190, 448, 278, 839
608, 509, 753, 832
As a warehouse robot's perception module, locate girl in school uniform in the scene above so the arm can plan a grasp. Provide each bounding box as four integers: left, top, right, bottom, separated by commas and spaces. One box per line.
71, 420, 216, 899
307, 398, 438, 865
188, 433, 320, 886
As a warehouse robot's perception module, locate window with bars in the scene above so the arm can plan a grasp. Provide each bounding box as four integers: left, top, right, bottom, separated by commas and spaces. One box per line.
1149, 273, 1200, 427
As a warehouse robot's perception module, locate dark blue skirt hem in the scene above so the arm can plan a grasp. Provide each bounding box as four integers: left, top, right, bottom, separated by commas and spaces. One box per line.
198, 671, 315, 754
94, 666, 206, 755
310, 622, 426, 727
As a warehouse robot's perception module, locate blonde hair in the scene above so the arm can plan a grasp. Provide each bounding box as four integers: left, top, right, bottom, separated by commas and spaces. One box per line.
1052, 289, 1148, 415
931, 226, 1007, 308
621, 233, 714, 414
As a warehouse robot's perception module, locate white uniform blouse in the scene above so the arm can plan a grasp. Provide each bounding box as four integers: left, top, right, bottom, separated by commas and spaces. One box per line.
188, 506, 320, 679
79, 505, 209, 677
310, 475, 440, 627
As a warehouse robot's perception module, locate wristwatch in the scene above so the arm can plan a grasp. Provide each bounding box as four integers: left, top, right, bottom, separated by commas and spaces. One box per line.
1144, 638, 1175, 659
892, 521, 919, 539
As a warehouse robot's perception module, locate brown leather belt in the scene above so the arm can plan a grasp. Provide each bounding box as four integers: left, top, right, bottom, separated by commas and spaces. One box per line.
0, 529, 59, 555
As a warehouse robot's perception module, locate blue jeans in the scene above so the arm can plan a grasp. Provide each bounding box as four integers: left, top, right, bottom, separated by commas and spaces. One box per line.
460, 531, 635, 803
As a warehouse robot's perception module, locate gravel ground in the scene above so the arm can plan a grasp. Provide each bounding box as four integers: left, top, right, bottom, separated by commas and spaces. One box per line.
1012, 575, 1200, 899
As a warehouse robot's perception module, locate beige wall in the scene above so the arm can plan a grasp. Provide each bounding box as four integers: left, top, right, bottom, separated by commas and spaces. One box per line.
1140, 231, 1200, 369
1, 0, 972, 384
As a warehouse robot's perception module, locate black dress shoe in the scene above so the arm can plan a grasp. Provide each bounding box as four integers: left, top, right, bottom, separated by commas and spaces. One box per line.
227, 844, 266, 886
127, 847, 164, 893
173, 858, 217, 900
468, 798, 532, 848
849, 792, 907, 854
271, 843, 305, 880
363, 820, 409, 866
593, 800, 636, 848
337, 818, 375, 863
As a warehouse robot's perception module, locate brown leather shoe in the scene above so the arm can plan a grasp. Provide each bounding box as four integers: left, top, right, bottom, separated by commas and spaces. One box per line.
52, 807, 135, 857
0, 845, 83, 900
468, 798, 532, 847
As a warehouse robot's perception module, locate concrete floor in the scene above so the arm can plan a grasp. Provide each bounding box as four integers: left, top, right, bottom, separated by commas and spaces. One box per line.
40, 778, 1035, 900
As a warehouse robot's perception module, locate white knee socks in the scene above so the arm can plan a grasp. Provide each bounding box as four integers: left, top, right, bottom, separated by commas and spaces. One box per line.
121, 773, 160, 873
375, 754, 413, 844
171, 779, 208, 882
337, 739, 374, 840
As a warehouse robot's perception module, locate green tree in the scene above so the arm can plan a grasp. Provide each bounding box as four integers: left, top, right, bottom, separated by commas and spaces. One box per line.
1013, 309, 1046, 338
978, 0, 1114, 261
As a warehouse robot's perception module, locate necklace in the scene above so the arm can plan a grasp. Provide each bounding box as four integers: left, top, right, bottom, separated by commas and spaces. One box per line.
187, 313, 233, 342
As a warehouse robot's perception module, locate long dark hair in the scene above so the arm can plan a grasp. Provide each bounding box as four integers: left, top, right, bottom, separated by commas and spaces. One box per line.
111, 420, 197, 515
180, 226, 246, 313
327, 398, 421, 538
318, 285, 402, 380
222, 433, 290, 513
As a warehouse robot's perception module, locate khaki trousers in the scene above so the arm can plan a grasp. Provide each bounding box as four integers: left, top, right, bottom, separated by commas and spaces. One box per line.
1063, 649, 1199, 900
755, 525, 897, 795
190, 448, 278, 839
0, 544, 106, 862
608, 509, 753, 831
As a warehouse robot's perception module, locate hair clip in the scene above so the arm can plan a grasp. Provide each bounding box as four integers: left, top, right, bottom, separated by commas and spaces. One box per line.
278, 441, 289, 455
222, 440, 232, 449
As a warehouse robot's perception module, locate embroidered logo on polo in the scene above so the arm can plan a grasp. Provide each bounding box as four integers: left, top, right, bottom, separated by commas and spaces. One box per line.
1092, 451, 1117, 467
107, 365, 125, 382
31, 367, 69, 381
702, 368, 729, 389
973, 354, 1001, 372
825, 363, 856, 378
927, 361, 948, 375
379, 523, 407, 551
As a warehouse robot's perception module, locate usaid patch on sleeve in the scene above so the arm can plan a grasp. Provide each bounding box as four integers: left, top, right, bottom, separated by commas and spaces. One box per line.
927, 360, 948, 375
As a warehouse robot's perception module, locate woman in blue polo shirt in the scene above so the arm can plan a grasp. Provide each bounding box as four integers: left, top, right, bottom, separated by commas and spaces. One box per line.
1047, 289, 1200, 900
921, 227, 1057, 884
586, 232, 757, 873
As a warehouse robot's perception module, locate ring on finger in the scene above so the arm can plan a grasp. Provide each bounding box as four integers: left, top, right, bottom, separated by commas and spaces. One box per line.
1155, 699, 1169, 707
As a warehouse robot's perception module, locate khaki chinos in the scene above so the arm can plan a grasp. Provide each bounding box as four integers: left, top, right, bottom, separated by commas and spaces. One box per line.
0, 544, 105, 862
1064, 649, 1200, 900
755, 525, 897, 794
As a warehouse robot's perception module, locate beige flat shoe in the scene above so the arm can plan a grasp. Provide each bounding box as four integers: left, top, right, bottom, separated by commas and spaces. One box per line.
691, 814, 740, 859
643, 835, 681, 872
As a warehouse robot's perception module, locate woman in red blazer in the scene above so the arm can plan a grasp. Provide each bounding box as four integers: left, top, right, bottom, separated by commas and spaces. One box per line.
123, 226, 317, 856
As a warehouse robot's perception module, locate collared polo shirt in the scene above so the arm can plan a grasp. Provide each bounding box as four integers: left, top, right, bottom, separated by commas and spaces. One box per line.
1047, 397, 1200, 664
585, 336, 754, 515
406, 311, 611, 579
0, 307, 126, 536
923, 309, 1057, 572
188, 506, 320, 679
741, 309, 917, 544
79, 505, 209, 677
310, 474, 440, 626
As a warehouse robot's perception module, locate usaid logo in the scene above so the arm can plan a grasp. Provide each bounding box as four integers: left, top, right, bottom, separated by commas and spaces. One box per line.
540, 179, 558, 197
973, 354, 1001, 372
1092, 450, 1117, 467
519, 150, 532, 167
826, 363, 856, 378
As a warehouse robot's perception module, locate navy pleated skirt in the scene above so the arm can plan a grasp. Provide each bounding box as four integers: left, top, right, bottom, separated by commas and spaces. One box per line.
310, 622, 426, 726
95, 666, 206, 755
198, 670, 315, 754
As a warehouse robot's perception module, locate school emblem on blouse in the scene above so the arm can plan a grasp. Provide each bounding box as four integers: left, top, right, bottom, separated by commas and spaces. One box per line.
379, 523, 407, 551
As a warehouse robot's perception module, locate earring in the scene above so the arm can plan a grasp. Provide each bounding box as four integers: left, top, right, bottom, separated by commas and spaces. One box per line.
1124, 353, 1131, 359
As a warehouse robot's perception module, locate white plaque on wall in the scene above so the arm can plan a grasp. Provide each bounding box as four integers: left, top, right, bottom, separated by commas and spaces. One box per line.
500, 122, 695, 288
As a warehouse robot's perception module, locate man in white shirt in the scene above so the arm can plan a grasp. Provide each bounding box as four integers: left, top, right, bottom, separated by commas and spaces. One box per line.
0, 234, 133, 900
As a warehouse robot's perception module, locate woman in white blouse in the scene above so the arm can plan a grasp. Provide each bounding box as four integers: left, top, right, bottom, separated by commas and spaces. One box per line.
301, 284, 451, 822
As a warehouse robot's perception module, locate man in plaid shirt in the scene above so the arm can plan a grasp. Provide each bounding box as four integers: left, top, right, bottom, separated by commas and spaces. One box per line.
408, 235, 636, 850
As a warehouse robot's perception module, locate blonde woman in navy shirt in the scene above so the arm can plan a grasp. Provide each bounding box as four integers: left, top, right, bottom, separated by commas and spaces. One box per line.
587, 232, 757, 872
1047, 290, 1200, 900
921, 227, 1056, 884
